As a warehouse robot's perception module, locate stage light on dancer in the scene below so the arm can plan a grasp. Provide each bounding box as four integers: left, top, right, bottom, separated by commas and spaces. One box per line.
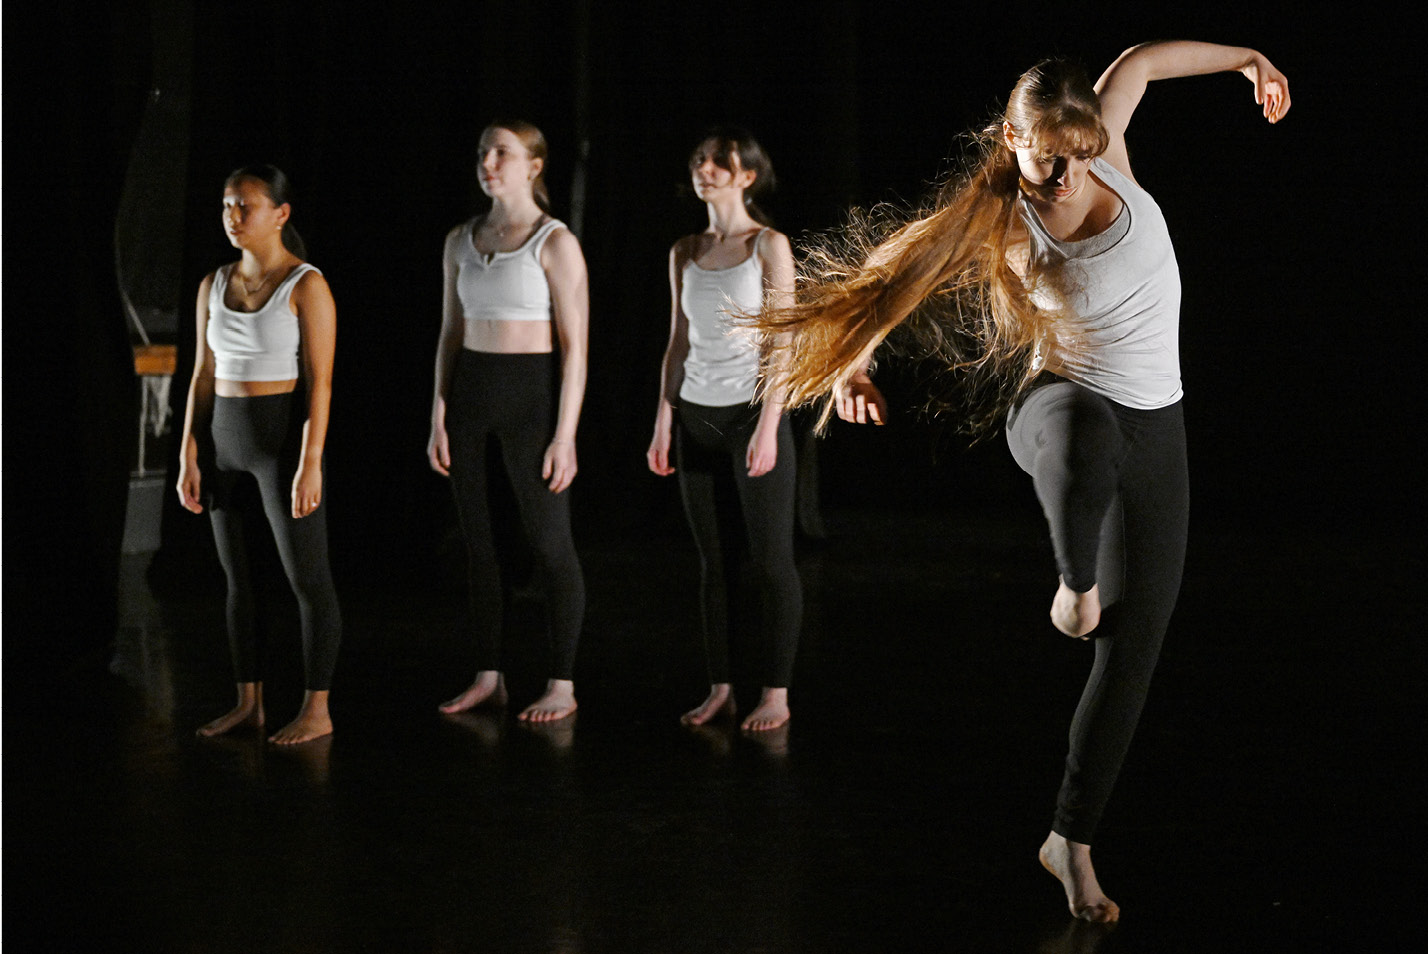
647, 128, 802, 733
429, 121, 589, 724
753, 42, 1290, 920
178, 164, 342, 745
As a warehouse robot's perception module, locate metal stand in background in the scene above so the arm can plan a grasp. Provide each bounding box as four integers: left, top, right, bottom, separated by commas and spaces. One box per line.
122, 343, 177, 554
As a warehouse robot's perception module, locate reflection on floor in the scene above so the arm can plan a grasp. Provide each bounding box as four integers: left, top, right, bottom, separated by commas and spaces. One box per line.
8, 508, 1417, 952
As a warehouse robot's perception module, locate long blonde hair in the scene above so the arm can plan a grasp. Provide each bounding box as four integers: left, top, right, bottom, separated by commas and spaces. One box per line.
757, 58, 1108, 434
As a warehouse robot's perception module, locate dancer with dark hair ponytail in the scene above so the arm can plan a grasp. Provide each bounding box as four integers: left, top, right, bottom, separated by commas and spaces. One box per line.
178, 165, 342, 745
758, 43, 1290, 920
648, 128, 801, 732
430, 121, 589, 723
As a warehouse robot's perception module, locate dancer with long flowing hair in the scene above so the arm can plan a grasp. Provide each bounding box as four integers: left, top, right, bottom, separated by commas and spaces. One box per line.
758, 42, 1289, 920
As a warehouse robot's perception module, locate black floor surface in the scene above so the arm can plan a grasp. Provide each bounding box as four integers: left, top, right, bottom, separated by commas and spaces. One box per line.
7, 506, 1420, 953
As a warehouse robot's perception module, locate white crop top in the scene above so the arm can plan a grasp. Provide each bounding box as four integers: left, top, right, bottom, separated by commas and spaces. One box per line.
1020, 158, 1183, 410
449, 217, 565, 323
679, 233, 767, 406
207, 262, 318, 381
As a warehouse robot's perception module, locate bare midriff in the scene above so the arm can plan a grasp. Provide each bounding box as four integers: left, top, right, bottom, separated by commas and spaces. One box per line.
216, 378, 298, 397
462, 317, 553, 355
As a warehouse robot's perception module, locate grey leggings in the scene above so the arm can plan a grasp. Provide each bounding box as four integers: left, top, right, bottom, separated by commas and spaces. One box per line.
208, 392, 342, 691
1006, 377, 1188, 844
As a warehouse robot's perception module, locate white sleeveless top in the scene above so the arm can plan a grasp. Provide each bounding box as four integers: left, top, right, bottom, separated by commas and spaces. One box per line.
449, 217, 565, 323
207, 262, 318, 381
1021, 158, 1183, 410
679, 233, 766, 406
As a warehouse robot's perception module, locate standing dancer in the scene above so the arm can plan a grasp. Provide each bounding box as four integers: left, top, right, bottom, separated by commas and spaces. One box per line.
178, 164, 342, 745
429, 121, 589, 723
647, 128, 801, 732
759, 43, 1289, 919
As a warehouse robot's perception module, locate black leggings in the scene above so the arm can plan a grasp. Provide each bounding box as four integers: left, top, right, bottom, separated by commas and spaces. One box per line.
676, 399, 802, 687
446, 350, 585, 680
1006, 378, 1189, 845
208, 392, 342, 691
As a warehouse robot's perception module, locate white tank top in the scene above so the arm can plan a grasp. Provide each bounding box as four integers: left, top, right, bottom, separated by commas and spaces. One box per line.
679, 232, 766, 406
1021, 158, 1183, 410
207, 262, 318, 381
450, 217, 565, 323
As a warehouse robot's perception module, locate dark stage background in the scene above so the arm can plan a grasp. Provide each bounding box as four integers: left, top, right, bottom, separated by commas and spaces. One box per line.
6, 1, 1413, 633
3, 0, 1421, 947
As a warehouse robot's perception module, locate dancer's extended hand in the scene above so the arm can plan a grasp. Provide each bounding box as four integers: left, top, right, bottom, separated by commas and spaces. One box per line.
1240, 53, 1291, 123
836, 373, 888, 425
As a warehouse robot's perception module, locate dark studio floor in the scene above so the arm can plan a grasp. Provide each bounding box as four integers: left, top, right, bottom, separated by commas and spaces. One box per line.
6, 503, 1421, 953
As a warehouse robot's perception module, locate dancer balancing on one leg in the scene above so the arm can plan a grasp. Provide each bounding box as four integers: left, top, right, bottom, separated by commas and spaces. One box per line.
177, 165, 343, 745
647, 128, 802, 733
429, 121, 589, 723
756, 43, 1289, 920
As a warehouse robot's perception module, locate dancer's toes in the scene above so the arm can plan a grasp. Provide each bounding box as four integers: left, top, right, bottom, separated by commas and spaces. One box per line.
518, 680, 577, 723
268, 713, 333, 746
739, 688, 789, 732
1039, 832, 1119, 923
196, 704, 264, 738
438, 672, 508, 714
680, 684, 734, 726
1051, 578, 1101, 639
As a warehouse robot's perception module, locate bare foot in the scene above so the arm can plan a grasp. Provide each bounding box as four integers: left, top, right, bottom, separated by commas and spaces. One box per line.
1051, 578, 1101, 639
740, 687, 790, 732
1039, 832, 1120, 923
269, 690, 334, 746
518, 679, 578, 723
681, 683, 734, 726
197, 682, 264, 737
439, 671, 508, 714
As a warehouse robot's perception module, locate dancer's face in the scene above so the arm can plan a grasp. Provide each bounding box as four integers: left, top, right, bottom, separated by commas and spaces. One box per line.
690, 139, 755, 202
222, 178, 288, 249
477, 127, 542, 200
1004, 123, 1095, 204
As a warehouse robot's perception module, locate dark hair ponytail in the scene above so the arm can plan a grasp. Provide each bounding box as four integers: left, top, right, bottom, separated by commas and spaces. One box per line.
689, 126, 777, 226
225, 163, 308, 258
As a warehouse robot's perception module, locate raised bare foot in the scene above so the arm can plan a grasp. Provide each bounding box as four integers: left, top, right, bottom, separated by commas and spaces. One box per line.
681, 683, 734, 726
1039, 832, 1120, 923
1051, 578, 1101, 639
269, 690, 334, 746
197, 682, 264, 737
439, 671, 508, 714
740, 687, 790, 732
518, 679, 578, 723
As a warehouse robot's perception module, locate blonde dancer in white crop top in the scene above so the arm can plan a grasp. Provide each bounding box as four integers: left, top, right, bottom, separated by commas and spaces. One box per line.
648, 129, 800, 733
429, 121, 590, 723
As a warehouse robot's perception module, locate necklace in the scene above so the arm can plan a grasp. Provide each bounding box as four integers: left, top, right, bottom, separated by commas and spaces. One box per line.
237, 266, 279, 296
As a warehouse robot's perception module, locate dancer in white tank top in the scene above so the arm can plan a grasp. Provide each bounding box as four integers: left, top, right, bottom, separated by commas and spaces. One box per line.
647, 128, 801, 733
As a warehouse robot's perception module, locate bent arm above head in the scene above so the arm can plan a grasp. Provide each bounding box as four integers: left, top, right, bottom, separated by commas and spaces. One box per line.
291, 270, 337, 518
542, 226, 589, 493
1095, 41, 1291, 173
649, 239, 692, 476
177, 273, 218, 514
747, 230, 796, 476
